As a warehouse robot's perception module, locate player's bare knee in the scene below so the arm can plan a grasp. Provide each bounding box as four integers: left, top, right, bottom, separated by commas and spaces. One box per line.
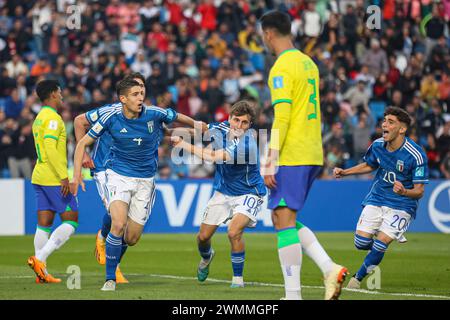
376, 233, 394, 245
124, 234, 140, 246
227, 229, 242, 242
37, 211, 55, 227
60, 210, 78, 222
38, 220, 53, 228
110, 222, 126, 236
197, 232, 211, 243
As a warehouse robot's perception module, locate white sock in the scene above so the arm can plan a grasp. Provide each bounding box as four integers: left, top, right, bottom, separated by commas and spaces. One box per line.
278, 244, 302, 300
37, 223, 76, 263
34, 226, 50, 258
298, 226, 334, 275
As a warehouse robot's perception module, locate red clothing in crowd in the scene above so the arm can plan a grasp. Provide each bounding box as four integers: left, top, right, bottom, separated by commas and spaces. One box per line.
197, 3, 217, 31
177, 92, 191, 117
147, 31, 169, 52
166, 0, 184, 25
383, 0, 396, 20
214, 106, 229, 123
387, 67, 400, 86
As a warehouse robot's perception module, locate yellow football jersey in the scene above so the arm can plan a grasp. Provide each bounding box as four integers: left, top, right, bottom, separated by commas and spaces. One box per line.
268, 49, 323, 166
31, 106, 68, 186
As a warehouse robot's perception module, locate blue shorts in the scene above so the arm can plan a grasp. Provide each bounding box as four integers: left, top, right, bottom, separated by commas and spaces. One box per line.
33, 184, 79, 213
267, 165, 321, 212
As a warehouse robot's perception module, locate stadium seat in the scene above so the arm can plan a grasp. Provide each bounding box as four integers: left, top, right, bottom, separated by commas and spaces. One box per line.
369, 101, 387, 122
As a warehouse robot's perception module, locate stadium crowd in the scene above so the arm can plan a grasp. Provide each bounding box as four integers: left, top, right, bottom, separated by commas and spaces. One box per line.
0, 0, 450, 180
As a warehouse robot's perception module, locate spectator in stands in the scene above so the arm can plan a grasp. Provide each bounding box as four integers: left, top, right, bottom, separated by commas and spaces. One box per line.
350, 111, 373, 161
362, 38, 389, 78
420, 73, 440, 102
343, 80, 369, 114
7, 119, 35, 178
5, 54, 28, 78
0, 0, 448, 180
440, 150, 450, 179
3, 88, 24, 119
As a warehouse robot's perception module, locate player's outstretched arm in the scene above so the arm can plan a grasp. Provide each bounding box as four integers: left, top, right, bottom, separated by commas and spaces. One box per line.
73, 134, 96, 196
171, 136, 230, 162
74, 113, 95, 169
175, 113, 208, 132
167, 127, 196, 136
393, 181, 425, 199
333, 162, 375, 178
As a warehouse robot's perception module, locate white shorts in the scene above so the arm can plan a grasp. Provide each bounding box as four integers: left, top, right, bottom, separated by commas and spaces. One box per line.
357, 205, 411, 242
105, 169, 156, 226
93, 171, 108, 209
202, 191, 264, 228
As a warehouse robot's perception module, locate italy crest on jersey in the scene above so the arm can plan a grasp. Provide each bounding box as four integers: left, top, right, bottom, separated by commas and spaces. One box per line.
147, 121, 154, 133
396, 160, 404, 172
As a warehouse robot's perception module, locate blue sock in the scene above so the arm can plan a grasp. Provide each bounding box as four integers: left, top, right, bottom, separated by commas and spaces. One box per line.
198, 242, 211, 260
231, 251, 245, 277
119, 238, 128, 262
355, 239, 388, 281
105, 233, 122, 281
101, 214, 111, 239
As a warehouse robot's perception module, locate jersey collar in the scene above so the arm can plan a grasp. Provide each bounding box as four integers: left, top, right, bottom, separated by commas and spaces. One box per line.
42, 106, 57, 113
120, 107, 144, 120
384, 137, 407, 153
277, 48, 299, 60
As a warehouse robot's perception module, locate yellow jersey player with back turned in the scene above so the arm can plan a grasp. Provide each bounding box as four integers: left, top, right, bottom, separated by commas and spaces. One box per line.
27, 80, 79, 284
260, 11, 348, 300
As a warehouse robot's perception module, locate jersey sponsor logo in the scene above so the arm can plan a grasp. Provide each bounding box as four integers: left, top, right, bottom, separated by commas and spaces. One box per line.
396, 160, 404, 172
415, 166, 424, 177
428, 181, 450, 233
147, 121, 154, 133
133, 137, 143, 145
92, 122, 103, 134
273, 76, 283, 89
89, 111, 99, 122
48, 120, 58, 130
120, 128, 128, 133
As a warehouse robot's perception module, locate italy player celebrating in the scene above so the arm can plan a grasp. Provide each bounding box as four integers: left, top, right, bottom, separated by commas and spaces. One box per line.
73, 73, 146, 284
171, 101, 267, 288
28, 80, 79, 283
73, 78, 203, 291
334, 107, 428, 289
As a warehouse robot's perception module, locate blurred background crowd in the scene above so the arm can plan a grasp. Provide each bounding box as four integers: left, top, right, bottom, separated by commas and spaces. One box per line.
0, 0, 450, 181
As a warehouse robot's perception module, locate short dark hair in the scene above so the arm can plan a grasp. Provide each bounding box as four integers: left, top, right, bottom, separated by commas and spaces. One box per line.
116, 78, 141, 97
125, 72, 146, 85
259, 11, 291, 36
230, 100, 256, 123
384, 107, 411, 128
36, 80, 60, 102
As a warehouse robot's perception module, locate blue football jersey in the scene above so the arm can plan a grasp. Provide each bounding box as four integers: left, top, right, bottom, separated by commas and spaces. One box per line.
362, 137, 429, 218
207, 121, 267, 197
88, 106, 177, 178
85, 102, 122, 173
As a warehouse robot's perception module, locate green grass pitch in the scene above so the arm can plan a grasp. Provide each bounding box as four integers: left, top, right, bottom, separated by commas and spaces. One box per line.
0, 233, 449, 300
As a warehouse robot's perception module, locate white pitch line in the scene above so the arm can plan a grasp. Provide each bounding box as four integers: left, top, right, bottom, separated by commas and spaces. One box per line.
1, 273, 449, 300
140, 273, 450, 300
